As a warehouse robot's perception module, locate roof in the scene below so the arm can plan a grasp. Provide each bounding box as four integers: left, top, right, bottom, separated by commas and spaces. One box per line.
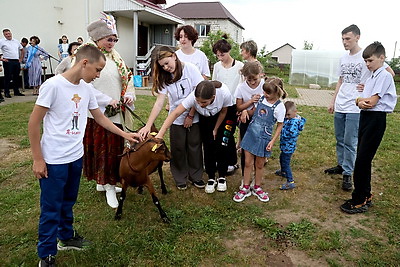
270, 43, 296, 53
167, 2, 244, 29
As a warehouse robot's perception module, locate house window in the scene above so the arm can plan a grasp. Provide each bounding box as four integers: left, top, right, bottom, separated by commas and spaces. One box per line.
195, 24, 211, 37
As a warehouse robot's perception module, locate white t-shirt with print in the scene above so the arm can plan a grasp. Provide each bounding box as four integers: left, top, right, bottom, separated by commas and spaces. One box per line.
212, 60, 244, 98
36, 74, 99, 164
234, 79, 265, 110
261, 98, 286, 123
335, 49, 371, 113
159, 62, 204, 125
175, 49, 210, 77
182, 83, 234, 116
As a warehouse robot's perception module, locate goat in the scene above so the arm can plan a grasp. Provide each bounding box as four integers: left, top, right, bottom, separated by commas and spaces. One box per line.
115, 134, 172, 222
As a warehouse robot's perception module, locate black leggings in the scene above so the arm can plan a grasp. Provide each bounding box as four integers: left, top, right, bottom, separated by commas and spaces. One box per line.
199, 105, 237, 179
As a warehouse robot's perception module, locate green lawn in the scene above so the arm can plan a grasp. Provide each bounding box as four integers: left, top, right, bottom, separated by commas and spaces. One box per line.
0, 95, 399, 266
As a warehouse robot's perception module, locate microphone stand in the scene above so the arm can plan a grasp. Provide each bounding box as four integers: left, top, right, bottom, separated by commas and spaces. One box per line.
32, 45, 60, 76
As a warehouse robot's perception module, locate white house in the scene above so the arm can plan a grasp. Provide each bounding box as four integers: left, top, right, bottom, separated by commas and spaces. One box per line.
270, 43, 296, 65
0, 0, 183, 75
166, 2, 244, 48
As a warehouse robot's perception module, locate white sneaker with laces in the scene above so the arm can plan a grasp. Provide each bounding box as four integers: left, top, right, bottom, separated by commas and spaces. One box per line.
217, 177, 227, 191
205, 179, 216, 193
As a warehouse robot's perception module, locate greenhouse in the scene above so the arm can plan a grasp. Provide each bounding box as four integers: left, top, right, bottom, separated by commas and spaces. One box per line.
289, 50, 344, 88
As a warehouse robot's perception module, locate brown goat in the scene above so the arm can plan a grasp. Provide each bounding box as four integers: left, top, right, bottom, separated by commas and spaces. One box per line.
115, 135, 171, 222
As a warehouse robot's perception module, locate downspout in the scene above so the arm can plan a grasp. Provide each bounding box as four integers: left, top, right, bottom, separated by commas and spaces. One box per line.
133, 11, 138, 75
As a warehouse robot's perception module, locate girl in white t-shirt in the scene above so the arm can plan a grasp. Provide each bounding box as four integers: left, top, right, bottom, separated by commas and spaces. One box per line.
139, 46, 204, 190
212, 35, 244, 173
233, 77, 287, 203
234, 61, 265, 176
155, 80, 237, 193
174, 25, 210, 79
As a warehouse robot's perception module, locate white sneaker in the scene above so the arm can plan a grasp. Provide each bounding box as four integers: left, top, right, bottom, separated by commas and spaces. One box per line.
96, 184, 122, 193
205, 179, 216, 193
103, 184, 119, 208
217, 177, 227, 192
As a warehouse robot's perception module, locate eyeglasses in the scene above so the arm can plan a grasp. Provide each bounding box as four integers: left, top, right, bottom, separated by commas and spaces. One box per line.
106, 38, 119, 43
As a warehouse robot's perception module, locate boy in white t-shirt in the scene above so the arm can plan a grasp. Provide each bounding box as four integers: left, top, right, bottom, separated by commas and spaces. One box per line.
28, 45, 141, 266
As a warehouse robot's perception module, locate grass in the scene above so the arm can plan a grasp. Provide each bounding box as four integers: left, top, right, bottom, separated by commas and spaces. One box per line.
0, 93, 399, 266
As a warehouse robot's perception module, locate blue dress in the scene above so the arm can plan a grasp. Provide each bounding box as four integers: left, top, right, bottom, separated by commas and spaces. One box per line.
25, 46, 49, 87
241, 97, 281, 157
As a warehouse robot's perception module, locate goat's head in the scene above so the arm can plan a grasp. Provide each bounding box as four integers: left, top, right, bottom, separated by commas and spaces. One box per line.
148, 137, 171, 162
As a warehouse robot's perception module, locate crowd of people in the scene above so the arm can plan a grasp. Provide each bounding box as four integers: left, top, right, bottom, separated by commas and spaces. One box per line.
0, 29, 84, 102
1, 16, 396, 266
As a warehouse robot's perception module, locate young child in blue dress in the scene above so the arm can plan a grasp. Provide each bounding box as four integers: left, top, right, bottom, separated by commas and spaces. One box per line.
233, 77, 287, 202
275, 101, 306, 190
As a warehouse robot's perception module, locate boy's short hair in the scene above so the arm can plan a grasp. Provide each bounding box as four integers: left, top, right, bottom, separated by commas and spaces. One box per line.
75, 45, 105, 63
284, 101, 296, 111
240, 40, 258, 58
362, 42, 385, 59
342, 24, 360, 36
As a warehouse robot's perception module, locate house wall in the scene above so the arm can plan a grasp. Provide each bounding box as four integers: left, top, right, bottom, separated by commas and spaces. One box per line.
271, 45, 294, 64
178, 19, 243, 48
0, 0, 149, 73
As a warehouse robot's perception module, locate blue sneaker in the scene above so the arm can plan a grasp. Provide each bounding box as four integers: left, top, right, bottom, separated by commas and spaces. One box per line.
280, 182, 296, 190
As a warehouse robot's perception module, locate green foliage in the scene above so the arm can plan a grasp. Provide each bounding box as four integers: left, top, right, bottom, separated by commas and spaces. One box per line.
303, 40, 314, 50
199, 30, 242, 67
388, 57, 400, 71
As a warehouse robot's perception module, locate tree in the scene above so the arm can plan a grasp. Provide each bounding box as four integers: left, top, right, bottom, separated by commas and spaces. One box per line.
199, 30, 241, 66
303, 40, 313, 50
388, 57, 400, 71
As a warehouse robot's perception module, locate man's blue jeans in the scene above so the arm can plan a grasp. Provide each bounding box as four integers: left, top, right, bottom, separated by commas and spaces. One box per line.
280, 152, 293, 182
334, 112, 359, 176
37, 157, 82, 259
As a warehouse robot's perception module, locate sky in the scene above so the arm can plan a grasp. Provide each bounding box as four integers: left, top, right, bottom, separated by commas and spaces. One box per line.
165, 0, 400, 59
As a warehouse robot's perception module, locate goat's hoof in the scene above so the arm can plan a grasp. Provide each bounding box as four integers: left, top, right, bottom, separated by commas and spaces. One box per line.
115, 214, 122, 220
162, 190, 168, 195
162, 217, 170, 224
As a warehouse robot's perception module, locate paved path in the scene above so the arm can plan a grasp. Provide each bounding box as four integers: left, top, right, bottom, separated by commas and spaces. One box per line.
0, 87, 334, 108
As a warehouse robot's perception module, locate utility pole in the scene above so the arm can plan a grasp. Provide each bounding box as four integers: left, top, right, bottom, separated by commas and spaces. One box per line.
394, 41, 397, 59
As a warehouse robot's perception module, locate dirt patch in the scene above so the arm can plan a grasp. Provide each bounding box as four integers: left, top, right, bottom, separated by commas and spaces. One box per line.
0, 138, 17, 158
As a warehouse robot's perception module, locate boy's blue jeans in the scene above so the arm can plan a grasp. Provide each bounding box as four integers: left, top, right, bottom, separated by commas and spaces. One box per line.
280, 152, 293, 182
37, 157, 82, 259
334, 112, 359, 176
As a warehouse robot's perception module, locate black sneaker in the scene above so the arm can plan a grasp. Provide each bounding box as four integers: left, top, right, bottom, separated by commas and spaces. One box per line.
177, 184, 188, 190
342, 175, 353, 191
192, 180, 205, 188
324, 165, 343, 174
340, 199, 368, 214
57, 232, 91, 251
39, 255, 56, 267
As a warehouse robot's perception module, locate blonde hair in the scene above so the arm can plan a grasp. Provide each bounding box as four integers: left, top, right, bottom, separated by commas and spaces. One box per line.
240, 61, 263, 77
263, 77, 287, 99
